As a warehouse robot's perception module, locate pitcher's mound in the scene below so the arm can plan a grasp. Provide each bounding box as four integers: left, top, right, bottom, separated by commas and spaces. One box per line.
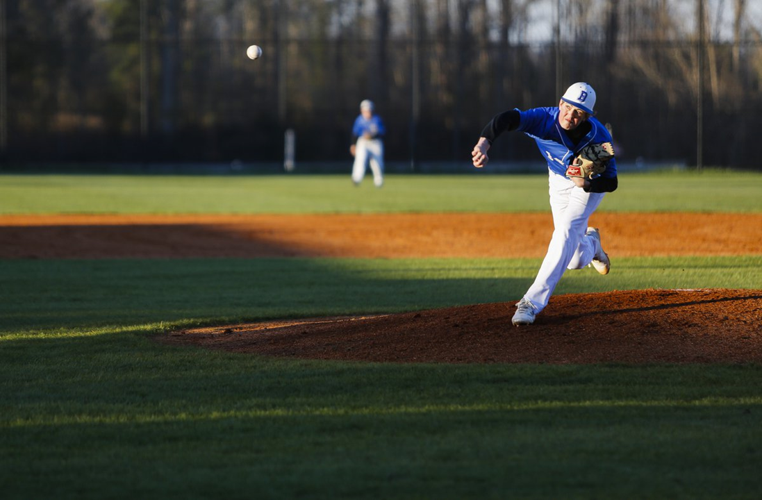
162, 289, 762, 364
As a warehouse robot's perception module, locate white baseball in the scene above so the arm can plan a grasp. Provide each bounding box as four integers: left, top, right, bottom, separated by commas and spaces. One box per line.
246, 45, 263, 60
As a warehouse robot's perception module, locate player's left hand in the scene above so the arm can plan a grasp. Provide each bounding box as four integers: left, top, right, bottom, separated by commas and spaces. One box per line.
566, 142, 615, 179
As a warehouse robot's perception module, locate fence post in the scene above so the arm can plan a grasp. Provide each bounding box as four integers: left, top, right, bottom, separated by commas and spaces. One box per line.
284, 128, 295, 172
0, 0, 7, 156
696, 0, 704, 171
140, 0, 149, 139
409, 0, 420, 172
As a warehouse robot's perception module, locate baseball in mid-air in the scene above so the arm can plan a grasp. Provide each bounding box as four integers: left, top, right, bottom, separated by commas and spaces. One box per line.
246, 45, 263, 60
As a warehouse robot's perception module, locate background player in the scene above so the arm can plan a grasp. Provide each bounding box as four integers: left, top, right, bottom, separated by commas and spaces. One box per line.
471, 82, 618, 326
350, 99, 386, 187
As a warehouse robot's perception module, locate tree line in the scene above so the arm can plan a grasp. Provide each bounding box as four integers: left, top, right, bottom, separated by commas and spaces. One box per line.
2, 0, 761, 168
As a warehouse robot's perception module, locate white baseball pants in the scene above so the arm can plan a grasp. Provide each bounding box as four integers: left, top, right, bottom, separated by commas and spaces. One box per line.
352, 137, 384, 187
523, 170, 605, 313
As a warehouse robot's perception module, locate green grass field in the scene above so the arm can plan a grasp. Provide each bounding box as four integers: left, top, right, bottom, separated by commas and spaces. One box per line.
1, 170, 761, 214
2, 172, 761, 499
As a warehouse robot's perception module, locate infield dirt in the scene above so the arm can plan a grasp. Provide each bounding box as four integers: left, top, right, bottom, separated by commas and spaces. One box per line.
1, 212, 761, 259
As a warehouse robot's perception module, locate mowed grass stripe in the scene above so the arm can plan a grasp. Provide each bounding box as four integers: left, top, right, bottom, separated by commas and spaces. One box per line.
6, 398, 762, 428
1, 171, 761, 214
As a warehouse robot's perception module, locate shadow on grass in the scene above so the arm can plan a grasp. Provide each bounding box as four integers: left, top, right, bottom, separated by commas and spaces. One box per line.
0, 258, 535, 331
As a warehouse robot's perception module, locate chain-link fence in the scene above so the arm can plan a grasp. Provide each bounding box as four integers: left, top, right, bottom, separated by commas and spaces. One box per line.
3, 17, 761, 169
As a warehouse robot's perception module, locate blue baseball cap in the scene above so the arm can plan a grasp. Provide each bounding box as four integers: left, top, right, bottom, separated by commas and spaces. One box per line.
561, 82, 596, 115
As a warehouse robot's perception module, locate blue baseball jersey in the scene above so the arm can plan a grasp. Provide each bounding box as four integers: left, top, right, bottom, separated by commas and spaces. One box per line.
517, 107, 617, 178
352, 114, 386, 139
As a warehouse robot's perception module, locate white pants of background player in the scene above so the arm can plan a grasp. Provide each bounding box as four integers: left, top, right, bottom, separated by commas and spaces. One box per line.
523, 170, 606, 313
352, 137, 384, 187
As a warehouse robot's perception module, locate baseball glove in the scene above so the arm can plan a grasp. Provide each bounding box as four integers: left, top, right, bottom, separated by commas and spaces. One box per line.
566, 142, 615, 179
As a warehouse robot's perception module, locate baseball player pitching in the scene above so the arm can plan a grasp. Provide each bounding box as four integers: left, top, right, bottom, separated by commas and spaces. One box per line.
471, 82, 618, 326
350, 99, 386, 187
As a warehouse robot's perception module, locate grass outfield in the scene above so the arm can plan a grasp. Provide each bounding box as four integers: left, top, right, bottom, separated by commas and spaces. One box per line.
2, 172, 761, 499
1, 170, 761, 214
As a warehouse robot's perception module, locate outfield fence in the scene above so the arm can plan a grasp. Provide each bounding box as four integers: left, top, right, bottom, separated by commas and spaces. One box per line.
2, 5, 761, 170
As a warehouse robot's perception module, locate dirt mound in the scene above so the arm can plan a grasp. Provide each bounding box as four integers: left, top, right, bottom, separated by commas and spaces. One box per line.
161, 289, 762, 364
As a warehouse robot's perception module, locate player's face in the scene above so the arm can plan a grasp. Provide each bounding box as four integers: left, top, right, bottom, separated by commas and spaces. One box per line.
558, 100, 589, 130
361, 108, 373, 119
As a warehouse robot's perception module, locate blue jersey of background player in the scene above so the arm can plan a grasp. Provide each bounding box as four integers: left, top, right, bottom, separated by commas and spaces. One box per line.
471, 82, 617, 326
352, 108, 386, 141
